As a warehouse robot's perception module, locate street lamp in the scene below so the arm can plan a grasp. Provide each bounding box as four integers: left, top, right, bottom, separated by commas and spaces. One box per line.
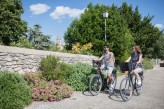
103, 10, 109, 42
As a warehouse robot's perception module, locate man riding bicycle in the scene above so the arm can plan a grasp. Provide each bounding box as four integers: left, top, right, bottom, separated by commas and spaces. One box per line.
94, 46, 115, 91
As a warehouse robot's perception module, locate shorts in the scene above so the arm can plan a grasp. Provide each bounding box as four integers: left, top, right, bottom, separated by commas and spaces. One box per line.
100, 64, 113, 76
134, 67, 143, 74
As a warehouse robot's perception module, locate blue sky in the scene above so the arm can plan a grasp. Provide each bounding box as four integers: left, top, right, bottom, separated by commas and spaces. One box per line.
21, 0, 164, 44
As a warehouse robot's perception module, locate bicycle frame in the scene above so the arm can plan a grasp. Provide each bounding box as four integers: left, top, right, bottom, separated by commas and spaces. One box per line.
92, 60, 109, 86
127, 66, 143, 91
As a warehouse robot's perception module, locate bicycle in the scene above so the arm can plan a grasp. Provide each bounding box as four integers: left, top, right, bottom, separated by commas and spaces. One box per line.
89, 60, 117, 96
119, 62, 144, 101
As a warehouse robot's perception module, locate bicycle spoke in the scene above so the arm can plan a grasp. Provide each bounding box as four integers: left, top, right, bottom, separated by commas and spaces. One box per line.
120, 78, 133, 101
89, 75, 102, 96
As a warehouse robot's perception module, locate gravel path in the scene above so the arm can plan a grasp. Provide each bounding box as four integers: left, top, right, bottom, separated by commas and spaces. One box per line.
25, 66, 164, 109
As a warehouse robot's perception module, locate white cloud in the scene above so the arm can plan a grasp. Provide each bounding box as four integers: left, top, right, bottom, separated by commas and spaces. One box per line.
50, 6, 85, 20
155, 24, 164, 30
30, 3, 51, 15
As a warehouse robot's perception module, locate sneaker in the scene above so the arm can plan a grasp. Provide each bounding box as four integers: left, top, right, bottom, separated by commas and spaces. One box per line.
137, 80, 141, 86
109, 84, 114, 91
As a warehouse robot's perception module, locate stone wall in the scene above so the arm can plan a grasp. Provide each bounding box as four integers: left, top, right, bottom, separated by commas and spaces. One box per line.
0, 45, 97, 74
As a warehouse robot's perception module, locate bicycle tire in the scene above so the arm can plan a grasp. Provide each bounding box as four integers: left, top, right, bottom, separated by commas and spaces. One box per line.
89, 75, 102, 96
120, 77, 133, 101
109, 74, 117, 96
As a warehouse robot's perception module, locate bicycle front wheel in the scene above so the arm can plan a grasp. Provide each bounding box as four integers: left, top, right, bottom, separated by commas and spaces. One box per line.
120, 77, 133, 101
135, 76, 143, 96
89, 75, 102, 96
109, 74, 117, 96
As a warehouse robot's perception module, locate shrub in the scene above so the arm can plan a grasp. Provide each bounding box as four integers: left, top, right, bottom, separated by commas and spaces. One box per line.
115, 65, 122, 75
39, 55, 72, 81
65, 63, 95, 91
0, 71, 32, 109
10, 36, 33, 49
143, 58, 154, 70
24, 72, 44, 85
24, 73, 72, 102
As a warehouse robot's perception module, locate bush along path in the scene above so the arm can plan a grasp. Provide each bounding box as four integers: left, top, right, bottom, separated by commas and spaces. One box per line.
24, 73, 73, 102
25, 66, 164, 109
0, 71, 32, 109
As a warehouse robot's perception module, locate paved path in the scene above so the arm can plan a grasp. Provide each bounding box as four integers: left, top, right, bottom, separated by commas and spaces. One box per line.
25, 66, 164, 109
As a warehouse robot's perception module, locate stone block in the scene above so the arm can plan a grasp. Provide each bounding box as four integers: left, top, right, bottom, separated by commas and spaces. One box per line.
28, 65, 33, 69
12, 57, 19, 61
4, 57, 12, 61
18, 70, 24, 74
0, 61, 5, 65
0, 52, 8, 56
14, 67, 22, 71
11, 65, 17, 68
5, 62, 13, 66
24, 68, 31, 73
22, 65, 28, 69
17, 60, 24, 65
29, 55, 35, 59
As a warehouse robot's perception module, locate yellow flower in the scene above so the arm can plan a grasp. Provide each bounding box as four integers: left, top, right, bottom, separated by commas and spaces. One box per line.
72, 42, 92, 54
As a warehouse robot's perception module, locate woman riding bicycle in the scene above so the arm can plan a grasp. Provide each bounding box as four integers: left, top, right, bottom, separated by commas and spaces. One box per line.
125, 45, 143, 85
94, 46, 115, 91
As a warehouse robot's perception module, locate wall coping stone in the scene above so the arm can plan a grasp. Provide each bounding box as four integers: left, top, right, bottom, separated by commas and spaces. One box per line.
0, 45, 97, 58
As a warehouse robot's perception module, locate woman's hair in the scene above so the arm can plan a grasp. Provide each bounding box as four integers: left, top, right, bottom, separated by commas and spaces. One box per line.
134, 45, 142, 54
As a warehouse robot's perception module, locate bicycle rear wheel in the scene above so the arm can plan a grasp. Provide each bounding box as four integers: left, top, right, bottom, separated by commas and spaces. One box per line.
120, 77, 133, 101
89, 75, 102, 96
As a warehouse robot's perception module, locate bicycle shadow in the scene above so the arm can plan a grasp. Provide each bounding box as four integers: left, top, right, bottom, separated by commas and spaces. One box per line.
82, 88, 93, 96
101, 88, 124, 102
82, 88, 124, 102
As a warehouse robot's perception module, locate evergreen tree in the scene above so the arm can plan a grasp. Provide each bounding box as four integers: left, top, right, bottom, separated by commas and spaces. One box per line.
0, 0, 27, 45
64, 3, 134, 62
27, 24, 52, 50
119, 2, 162, 58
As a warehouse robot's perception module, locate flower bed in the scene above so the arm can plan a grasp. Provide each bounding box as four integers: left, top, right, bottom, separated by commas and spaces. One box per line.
24, 73, 72, 102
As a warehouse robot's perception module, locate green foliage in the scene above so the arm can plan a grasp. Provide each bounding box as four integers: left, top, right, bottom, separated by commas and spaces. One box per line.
24, 73, 72, 102
153, 34, 164, 59
0, 0, 27, 45
39, 55, 72, 81
0, 71, 32, 109
24, 72, 44, 85
10, 36, 33, 48
64, 2, 162, 62
64, 3, 134, 63
49, 43, 60, 51
143, 58, 154, 70
119, 2, 162, 58
27, 24, 53, 50
65, 63, 95, 91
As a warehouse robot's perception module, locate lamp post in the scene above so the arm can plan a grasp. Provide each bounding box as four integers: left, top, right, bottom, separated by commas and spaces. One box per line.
103, 10, 109, 42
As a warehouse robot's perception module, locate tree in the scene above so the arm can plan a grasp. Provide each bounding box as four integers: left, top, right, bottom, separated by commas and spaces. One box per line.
0, 0, 27, 45
27, 24, 52, 50
64, 3, 134, 62
119, 2, 162, 58
154, 34, 164, 59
